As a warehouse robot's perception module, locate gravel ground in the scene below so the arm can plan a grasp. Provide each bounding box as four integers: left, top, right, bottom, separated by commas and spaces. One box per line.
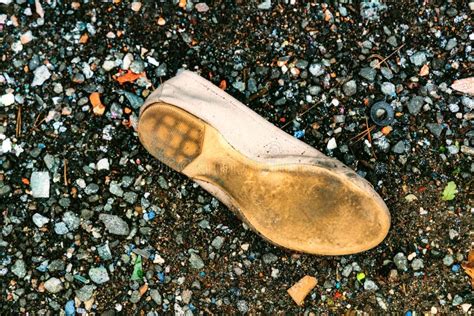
1, 0, 473, 314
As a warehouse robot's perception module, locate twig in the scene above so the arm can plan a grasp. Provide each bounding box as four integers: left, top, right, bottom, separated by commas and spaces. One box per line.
16, 106, 22, 137
375, 43, 406, 68
281, 101, 323, 129
63, 159, 68, 186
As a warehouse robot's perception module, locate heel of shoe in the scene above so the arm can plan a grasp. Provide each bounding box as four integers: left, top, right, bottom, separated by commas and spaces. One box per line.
138, 103, 205, 172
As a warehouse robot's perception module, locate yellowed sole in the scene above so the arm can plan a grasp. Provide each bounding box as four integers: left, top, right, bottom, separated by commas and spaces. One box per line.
138, 103, 390, 255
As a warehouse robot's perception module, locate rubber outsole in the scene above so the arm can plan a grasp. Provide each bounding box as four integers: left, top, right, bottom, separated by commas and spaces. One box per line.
138, 102, 390, 255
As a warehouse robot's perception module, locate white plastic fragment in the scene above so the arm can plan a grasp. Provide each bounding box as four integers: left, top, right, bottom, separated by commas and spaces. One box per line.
30, 171, 50, 198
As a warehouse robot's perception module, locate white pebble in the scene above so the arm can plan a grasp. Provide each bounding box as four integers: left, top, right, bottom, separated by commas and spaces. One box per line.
327, 137, 337, 150
20, 30, 34, 44
131, 2, 142, 11
97, 158, 110, 171
0, 93, 15, 106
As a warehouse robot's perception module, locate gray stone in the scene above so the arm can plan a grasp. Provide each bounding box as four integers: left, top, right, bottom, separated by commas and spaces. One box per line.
48, 259, 65, 272
309, 63, 325, 77
426, 123, 444, 138
308, 85, 321, 96
89, 266, 110, 284
54, 222, 69, 235
411, 258, 424, 271
449, 229, 459, 240
150, 289, 162, 305
158, 176, 169, 189
387, 35, 398, 47
232, 81, 245, 92
262, 253, 278, 264
11, 259, 26, 278
76, 284, 96, 302
32, 213, 50, 228
97, 244, 113, 260
247, 78, 257, 93
0, 184, 11, 197
407, 96, 424, 115
392, 140, 410, 154
130, 290, 141, 303
30, 171, 50, 198
363, 279, 379, 291
343, 80, 357, 96
156, 63, 167, 77
44, 277, 63, 293
393, 252, 408, 271
62, 211, 80, 231
381, 82, 396, 96
189, 253, 204, 270
124, 191, 138, 204
211, 236, 224, 250
84, 183, 99, 195
452, 294, 463, 306
443, 255, 454, 266
445, 38, 457, 51
130, 60, 145, 74
410, 52, 427, 66
181, 289, 192, 304
342, 265, 353, 277
295, 59, 308, 69
380, 67, 393, 80
109, 181, 123, 197
359, 67, 376, 81
99, 214, 130, 236
237, 300, 249, 313
31, 65, 51, 86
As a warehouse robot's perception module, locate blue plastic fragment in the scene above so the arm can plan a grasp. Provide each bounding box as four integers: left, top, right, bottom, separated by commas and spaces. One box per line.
405, 311, 412, 316
293, 130, 305, 139
199, 271, 206, 277
147, 210, 156, 221
158, 272, 165, 283
65, 300, 75, 316
451, 264, 460, 272
38, 143, 46, 149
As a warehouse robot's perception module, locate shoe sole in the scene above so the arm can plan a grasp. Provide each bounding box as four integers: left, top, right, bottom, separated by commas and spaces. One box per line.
139, 102, 390, 255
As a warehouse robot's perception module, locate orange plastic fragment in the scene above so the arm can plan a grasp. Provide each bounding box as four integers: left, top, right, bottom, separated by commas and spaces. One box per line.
90, 92, 105, 116
287, 276, 318, 306
22, 178, 30, 185
219, 80, 227, 90
381, 126, 393, 135
179, 0, 187, 8
462, 250, 474, 289
139, 283, 148, 296
79, 33, 89, 44
114, 70, 145, 85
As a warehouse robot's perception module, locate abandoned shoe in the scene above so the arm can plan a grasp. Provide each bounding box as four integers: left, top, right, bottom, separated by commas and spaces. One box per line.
138, 70, 390, 255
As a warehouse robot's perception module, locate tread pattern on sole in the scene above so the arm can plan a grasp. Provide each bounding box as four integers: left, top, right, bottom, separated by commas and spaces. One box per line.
140, 104, 205, 172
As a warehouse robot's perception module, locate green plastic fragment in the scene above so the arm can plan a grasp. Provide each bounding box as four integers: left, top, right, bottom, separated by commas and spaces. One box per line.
356, 272, 366, 282
131, 255, 144, 281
